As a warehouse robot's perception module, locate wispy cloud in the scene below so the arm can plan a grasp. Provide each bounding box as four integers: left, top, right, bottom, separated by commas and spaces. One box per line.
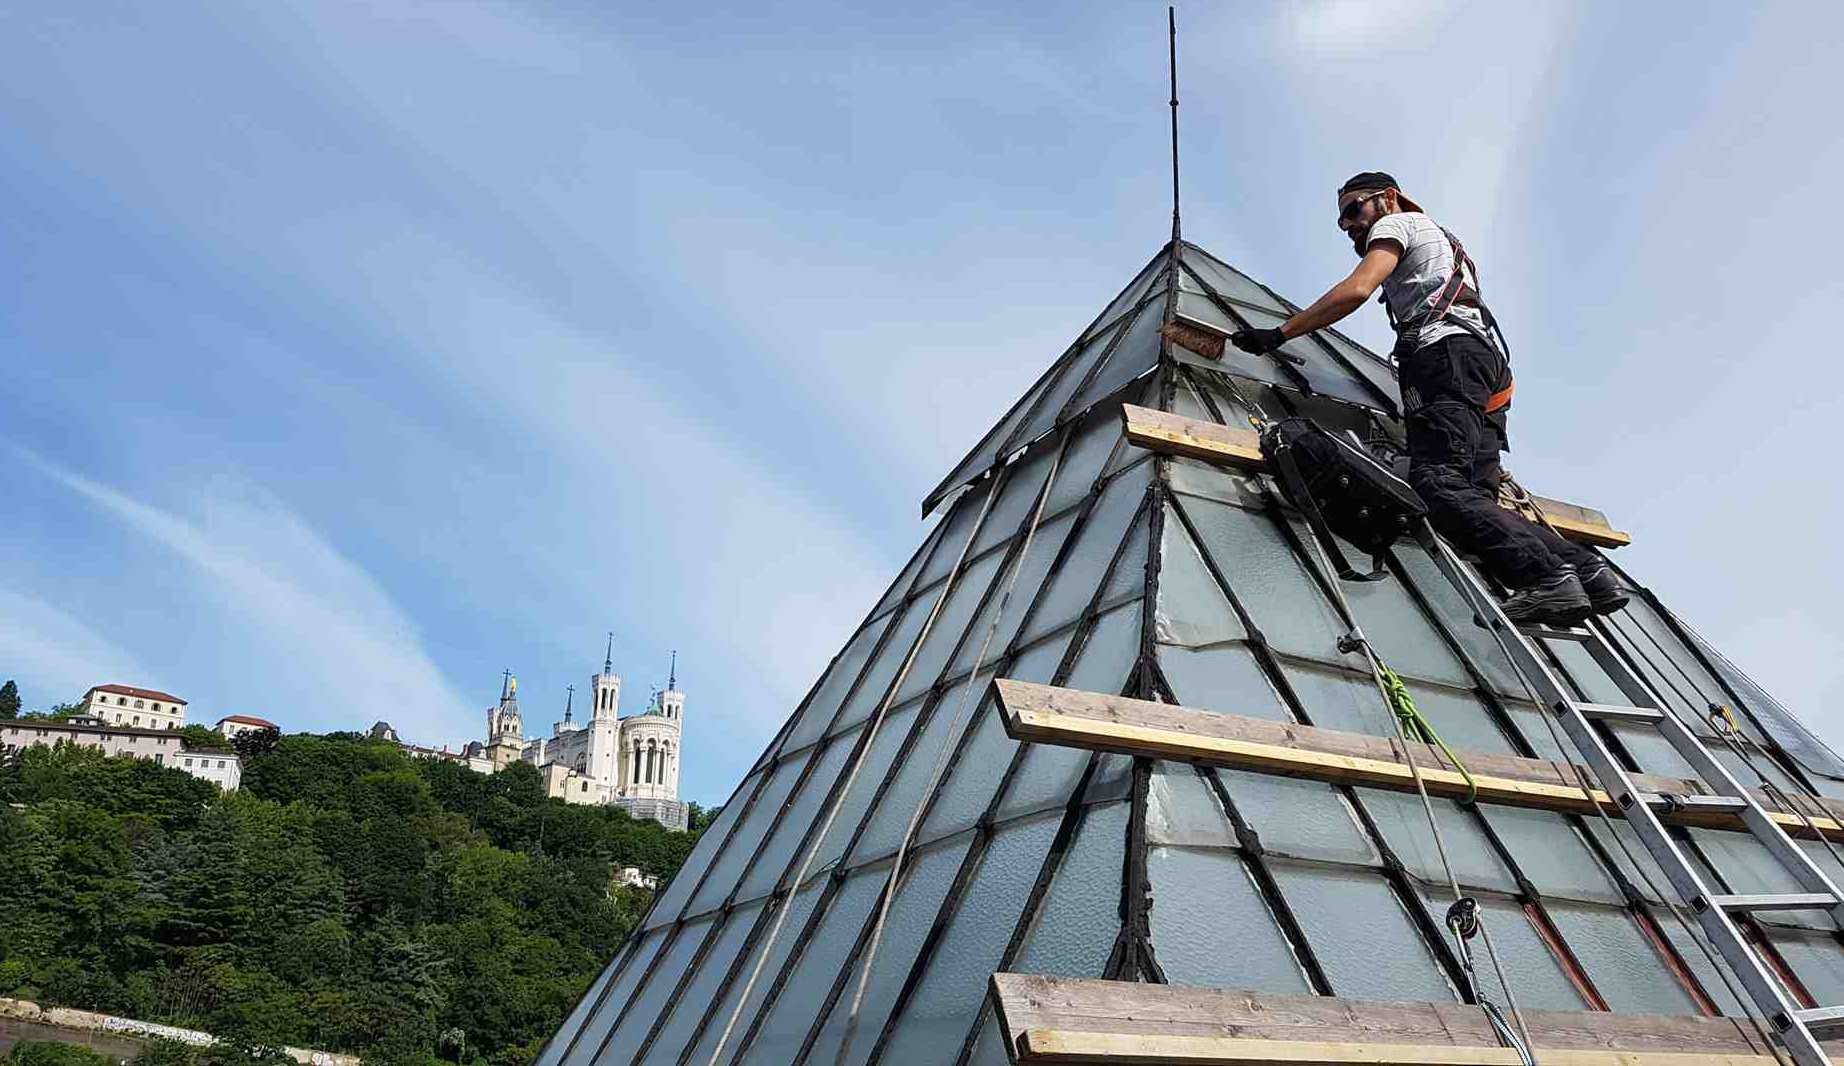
18, 452, 470, 742
0, 588, 147, 711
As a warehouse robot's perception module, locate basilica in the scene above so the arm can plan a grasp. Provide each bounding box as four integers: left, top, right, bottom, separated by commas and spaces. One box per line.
472, 641, 688, 831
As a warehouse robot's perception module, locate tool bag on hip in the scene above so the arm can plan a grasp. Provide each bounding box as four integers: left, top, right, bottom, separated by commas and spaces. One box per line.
1260, 417, 1427, 582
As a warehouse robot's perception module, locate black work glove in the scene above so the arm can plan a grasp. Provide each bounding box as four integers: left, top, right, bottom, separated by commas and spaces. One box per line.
1230, 327, 1288, 355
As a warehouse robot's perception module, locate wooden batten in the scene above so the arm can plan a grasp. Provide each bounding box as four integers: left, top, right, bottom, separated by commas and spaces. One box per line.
991, 679, 1844, 843
990, 974, 1817, 1065
1118, 404, 1632, 548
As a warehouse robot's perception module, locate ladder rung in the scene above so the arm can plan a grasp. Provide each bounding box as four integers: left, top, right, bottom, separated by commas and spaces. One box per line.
1701, 892, 1839, 913
1631, 792, 1750, 814
1517, 622, 1595, 642
1789, 1005, 1844, 1034
1571, 701, 1664, 723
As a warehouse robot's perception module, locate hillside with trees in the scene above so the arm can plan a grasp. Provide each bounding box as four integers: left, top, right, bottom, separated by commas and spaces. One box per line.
0, 729, 715, 1066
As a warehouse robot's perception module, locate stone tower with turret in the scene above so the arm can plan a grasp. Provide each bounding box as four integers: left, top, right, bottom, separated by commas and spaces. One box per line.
484, 671, 526, 770
612, 651, 686, 830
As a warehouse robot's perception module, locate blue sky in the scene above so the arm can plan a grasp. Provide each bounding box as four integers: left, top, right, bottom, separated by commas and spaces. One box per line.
3, 1, 1841, 805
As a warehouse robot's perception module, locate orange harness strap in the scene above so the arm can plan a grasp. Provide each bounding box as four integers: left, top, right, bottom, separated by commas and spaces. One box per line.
1486, 379, 1515, 413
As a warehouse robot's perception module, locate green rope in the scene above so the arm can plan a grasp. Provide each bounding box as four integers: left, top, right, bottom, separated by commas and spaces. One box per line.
1380, 663, 1477, 805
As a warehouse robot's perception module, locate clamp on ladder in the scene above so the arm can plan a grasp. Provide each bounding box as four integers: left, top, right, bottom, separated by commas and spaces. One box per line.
1416, 523, 1844, 1065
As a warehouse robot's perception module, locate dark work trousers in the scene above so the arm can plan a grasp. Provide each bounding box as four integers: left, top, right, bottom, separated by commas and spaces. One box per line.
1399, 332, 1600, 589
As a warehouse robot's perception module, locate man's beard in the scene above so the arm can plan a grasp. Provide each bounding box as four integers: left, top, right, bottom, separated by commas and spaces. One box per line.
1348, 224, 1369, 257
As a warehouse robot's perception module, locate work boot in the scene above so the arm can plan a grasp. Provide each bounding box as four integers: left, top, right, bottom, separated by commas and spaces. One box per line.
1502, 569, 1592, 627
1577, 562, 1629, 616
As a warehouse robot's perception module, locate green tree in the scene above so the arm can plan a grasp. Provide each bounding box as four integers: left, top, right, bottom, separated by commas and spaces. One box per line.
0, 679, 20, 719
1, 1042, 115, 1066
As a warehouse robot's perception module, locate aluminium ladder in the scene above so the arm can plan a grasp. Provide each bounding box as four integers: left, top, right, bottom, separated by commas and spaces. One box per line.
1419, 526, 1844, 1065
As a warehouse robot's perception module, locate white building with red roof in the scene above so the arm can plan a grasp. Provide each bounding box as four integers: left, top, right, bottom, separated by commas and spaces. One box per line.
80, 683, 187, 731
214, 714, 278, 739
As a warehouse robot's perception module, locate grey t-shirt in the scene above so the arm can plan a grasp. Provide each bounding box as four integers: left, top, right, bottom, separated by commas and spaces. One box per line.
1365, 211, 1491, 351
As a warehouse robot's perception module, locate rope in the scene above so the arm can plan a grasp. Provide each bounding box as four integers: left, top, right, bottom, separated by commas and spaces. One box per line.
829, 445, 1066, 1065
1707, 704, 1844, 886
702, 471, 1005, 1066
1290, 517, 1535, 1059
1381, 663, 1477, 805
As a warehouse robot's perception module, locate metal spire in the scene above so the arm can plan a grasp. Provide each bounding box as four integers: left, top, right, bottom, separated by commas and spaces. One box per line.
500, 669, 512, 701
1168, 5, 1182, 246
603, 631, 614, 674
564, 684, 574, 722
668, 649, 678, 691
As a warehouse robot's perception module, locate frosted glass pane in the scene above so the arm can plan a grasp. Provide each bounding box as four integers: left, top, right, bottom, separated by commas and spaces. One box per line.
737, 728, 861, 901
1685, 829, 1832, 932
1391, 544, 1530, 699
1100, 508, 1149, 603
639, 901, 764, 1065
1272, 862, 1455, 1002
1329, 533, 1472, 689
1001, 320, 1126, 458
1157, 643, 1288, 720
1218, 771, 1377, 865
920, 635, 1072, 839
869, 522, 942, 621
650, 776, 754, 928
967, 1007, 1011, 1066
879, 814, 1060, 1062
1357, 789, 1516, 894
1149, 846, 1310, 992
1282, 662, 1392, 737
597, 916, 717, 1063
1062, 297, 1162, 416
998, 606, 1141, 820
1155, 511, 1246, 647
1168, 456, 1270, 512
1414, 891, 1586, 1012
917, 478, 1000, 590
1044, 417, 1121, 521
555, 929, 669, 1066
895, 550, 1002, 703
1480, 806, 1623, 905
853, 681, 980, 863
783, 619, 884, 754
1093, 254, 1169, 337
970, 445, 1057, 558
739, 869, 884, 1065
803, 838, 973, 1066
1545, 902, 1700, 1015
1658, 918, 1746, 1016
833, 597, 933, 735
685, 883, 824, 1066
1014, 802, 1128, 977
1023, 467, 1148, 640
690, 750, 816, 914
1181, 495, 1348, 661
1396, 680, 1522, 757
950, 512, 1074, 676
809, 704, 922, 874
1767, 928, 1844, 1006
1148, 763, 1236, 847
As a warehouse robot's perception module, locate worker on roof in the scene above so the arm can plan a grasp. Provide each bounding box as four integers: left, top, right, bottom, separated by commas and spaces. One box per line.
1225, 172, 1624, 625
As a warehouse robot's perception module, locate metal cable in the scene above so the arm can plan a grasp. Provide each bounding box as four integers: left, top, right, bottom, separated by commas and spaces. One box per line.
830, 446, 1066, 1066
703, 473, 1005, 1066
1295, 523, 1536, 1060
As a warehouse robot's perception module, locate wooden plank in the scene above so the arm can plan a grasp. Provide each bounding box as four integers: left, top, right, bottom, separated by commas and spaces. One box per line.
1013, 1030, 1773, 1065
991, 679, 1844, 842
990, 975, 1792, 1064
1121, 403, 1266, 470
1118, 404, 1632, 548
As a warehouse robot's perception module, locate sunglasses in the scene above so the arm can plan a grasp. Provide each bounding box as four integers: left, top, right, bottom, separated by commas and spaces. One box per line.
1338, 189, 1388, 224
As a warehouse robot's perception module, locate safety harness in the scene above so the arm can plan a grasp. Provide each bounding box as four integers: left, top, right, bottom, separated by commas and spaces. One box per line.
1382, 225, 1516, 415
